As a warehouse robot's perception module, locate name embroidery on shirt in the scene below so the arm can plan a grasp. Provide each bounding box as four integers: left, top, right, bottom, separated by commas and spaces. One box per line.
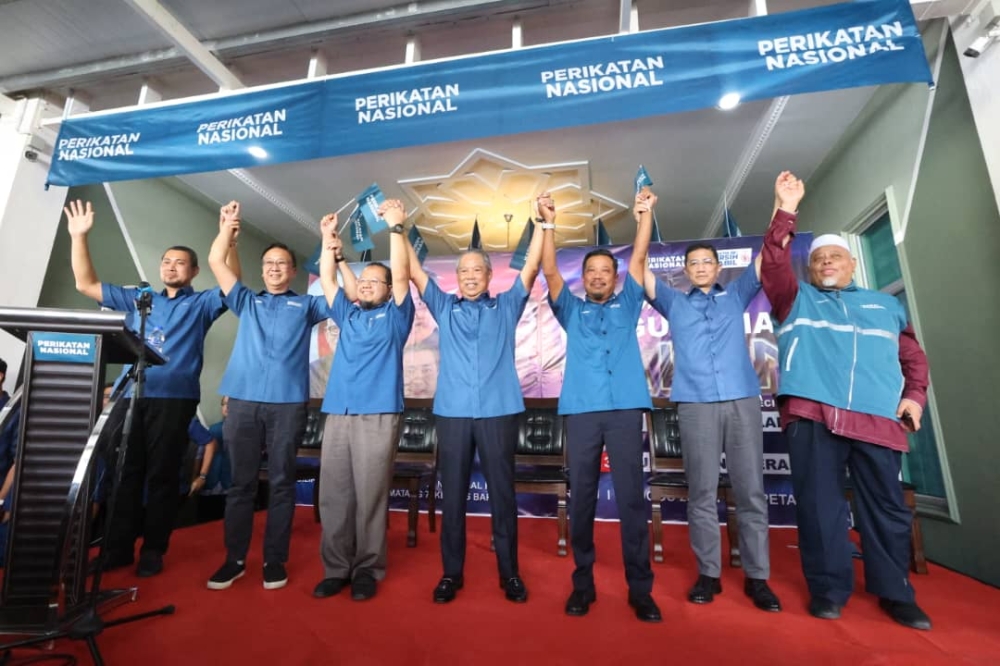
287, 301, 303, 308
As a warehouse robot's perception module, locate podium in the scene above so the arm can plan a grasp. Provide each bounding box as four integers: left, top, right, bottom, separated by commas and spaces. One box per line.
0, 306, 164, 635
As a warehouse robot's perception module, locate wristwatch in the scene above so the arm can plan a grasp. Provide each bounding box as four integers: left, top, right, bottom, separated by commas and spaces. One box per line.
197, 474, 207, 481
389, 224, 405, 234
334, 255, 345, 263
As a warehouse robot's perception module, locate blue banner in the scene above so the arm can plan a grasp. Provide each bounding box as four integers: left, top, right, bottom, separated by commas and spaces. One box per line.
634, 164, 662, 242
47, 0, 932, 187
597, 221, 612, 246
723, 208, 743, 238
508, 218, 534, 270
469, 219, 482, 250
31, 332, 98, 364
409, 225, 429, 265
356, 183, 388, 235
347, 207, 374, 253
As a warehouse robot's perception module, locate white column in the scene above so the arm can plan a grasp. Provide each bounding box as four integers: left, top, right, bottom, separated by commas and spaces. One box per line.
0, 96, 70, 390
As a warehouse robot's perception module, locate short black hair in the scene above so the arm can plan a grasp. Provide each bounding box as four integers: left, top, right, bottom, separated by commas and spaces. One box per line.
0, 357, 6, 377
163, 246, 199, 268
683, 243, 719, 263
366, 262, 392, 284
582, 248, 618, 274
262, 243, 297, 268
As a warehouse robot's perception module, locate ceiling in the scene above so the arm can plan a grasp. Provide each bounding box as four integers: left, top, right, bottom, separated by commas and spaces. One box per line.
0, 0, 961, 259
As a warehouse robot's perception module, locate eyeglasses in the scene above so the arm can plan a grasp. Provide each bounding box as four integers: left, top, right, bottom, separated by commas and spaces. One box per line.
263, 260, 292, 268
686, 258, 717, 267
357, 278, 389, 286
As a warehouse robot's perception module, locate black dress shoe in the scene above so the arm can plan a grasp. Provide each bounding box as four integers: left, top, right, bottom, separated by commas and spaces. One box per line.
744, 578, 781, 612
433, 576, 464, 604
136, 551, 163, 578
808, 597, 842, 620
688, 575, 722, 604
313, 577, 350, 598
351, 572, 377, 601
879, 599, 932, 631
628, 593, 662, 623
500, 576, 528, 603
564, 589, 597, 616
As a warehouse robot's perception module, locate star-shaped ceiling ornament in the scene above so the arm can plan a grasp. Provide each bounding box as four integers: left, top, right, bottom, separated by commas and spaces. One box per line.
398, 148, 629, 252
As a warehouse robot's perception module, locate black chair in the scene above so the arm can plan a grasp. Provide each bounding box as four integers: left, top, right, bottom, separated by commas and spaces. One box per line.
646, 404, 739, 566
391, 407, 438, 547
513, 405, 568, 556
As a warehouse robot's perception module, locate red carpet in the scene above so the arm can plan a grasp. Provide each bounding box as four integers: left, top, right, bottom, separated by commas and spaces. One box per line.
5, 508, 1000, 666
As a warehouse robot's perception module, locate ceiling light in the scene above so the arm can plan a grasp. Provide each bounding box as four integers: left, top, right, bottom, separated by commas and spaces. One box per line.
717, 92, 741, 110
248, 146, 268, 159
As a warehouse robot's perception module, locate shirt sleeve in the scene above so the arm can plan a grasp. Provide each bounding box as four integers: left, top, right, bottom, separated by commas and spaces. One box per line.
499, 277, 530, 325
420, 278, 449, 322
330, 290, 350, 328
898, 324, 929, 408
649, 277, 677, 320
202, 287, 228, 320
548, 280, 579, 329
222, 281, 253, 315
100, 283, 136, 311
731, 262, 763, 310
308, 294, 331, 326
392, 292, 416, 342
760, 209, 800, 323
187, 418, 214, 447
619, 273, 645, 320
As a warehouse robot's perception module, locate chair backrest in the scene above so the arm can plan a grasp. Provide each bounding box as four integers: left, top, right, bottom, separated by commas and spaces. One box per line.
396, 408, 437, 463
516, 408, 565, 466
300, 406, 325, 451
647, 405, 683, 472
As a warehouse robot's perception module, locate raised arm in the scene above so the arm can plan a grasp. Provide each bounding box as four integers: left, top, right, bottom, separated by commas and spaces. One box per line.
225, 233, 242, 283
760, 172, 804, 322
318, 213, 346, 307
405, 227, 430, 296
208, 201, 241, 296
538, 192, 564, 300
65, 200, 103, 302
380, 199, 411, 305
519, 213, 545, 291
643, 263, 658, 300
629, 190, 656, 284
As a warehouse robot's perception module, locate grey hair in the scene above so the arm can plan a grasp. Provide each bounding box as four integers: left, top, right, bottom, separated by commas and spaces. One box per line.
455, 249, 492, 272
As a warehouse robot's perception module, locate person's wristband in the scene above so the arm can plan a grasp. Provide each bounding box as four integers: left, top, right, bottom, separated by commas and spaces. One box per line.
540, 223, 556, 230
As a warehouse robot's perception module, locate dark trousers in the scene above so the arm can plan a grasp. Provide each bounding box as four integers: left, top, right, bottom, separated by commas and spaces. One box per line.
106, 397, 198, 558
436, 414, 519, 580
223, 399, 307, 564
566, 409, 653, 596
787, 418, 916, 605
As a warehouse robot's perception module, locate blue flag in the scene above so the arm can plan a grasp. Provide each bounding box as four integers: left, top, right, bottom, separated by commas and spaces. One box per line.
635, 164, 662, 242
508, 218, 534, 271
597, 221, 612, 246
409, 225, 429, 265
305, 242, 322, 276
348, 206, 375, 253
469, 218, 482, 250
359, 249, 373, 263
356, 183, 388, 235
723, 208, 742, 238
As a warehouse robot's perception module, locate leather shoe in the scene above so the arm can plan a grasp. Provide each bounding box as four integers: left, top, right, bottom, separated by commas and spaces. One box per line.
499, 576, 528, 603
564, 589, 597, 616
351, 572, 377, 601
808, 597, 842, 620
879, 599, 932, 631
688, 575, 722, 604
136, 551, 163, 578
432, 576, 463, 604
744, 578, 781, 612
313, 577, 350, 598
628, 593, 662, 623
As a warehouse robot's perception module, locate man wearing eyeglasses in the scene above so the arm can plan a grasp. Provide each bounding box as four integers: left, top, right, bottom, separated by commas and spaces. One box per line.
206, 202, 330, 592
642, 186, 781, 614
312, 200, 414, 602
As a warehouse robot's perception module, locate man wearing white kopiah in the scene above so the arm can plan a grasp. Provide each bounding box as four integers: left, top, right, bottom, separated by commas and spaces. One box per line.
761, 171, 932, 631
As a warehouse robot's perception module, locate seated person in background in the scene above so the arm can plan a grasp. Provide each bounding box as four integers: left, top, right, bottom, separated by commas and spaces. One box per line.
206, 396, 232, 493
184, 417, 218, 497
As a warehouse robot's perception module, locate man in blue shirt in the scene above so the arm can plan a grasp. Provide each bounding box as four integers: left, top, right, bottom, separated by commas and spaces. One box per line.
66, 199, 237, 578
206, 201, 329, 592
313, 200, 414, 602
541, 191, 660, 623
643, 188, 780, 613
407, 201, 543, 605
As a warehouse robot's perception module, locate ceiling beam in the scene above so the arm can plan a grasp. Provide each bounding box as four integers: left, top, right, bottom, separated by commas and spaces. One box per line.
121, 0, 244, 90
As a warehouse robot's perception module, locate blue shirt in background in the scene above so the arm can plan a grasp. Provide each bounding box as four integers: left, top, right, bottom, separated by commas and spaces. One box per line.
219, 281, 329, 403
550, 274, 652, 415
422, 278, 529, 419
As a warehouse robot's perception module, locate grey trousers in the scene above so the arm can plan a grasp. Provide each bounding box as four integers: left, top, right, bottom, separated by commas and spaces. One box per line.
678, 397, 770, 579
319, 413, 401, 581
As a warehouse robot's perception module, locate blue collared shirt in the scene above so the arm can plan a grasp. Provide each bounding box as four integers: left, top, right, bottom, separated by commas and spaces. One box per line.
550, 274, 652, 415
323, 291, 415, 415
219, 281, 329, 404
101, 284, 227, 400
422, 278, 529, 418
648, 264, 761, 403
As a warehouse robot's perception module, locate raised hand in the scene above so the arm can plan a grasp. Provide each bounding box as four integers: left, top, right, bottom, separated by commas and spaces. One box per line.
64, 199, 94, 237
774, 171, 805, 212
319, 213, 338, 239
535, 192, 556, 224
377, 199, 406, 226
633, 190, 657, 222
219, 200, 241, 240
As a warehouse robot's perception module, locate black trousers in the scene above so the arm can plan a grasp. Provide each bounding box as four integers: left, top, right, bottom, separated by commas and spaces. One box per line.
105, 397, 198, 558
786, 418, 916, 605
566, 409, 653, 595
436, 414, 519, 580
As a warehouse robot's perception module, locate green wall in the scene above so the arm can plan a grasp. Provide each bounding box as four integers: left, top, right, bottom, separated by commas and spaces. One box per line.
801, 23, 1000, 585
38, 178, 308, 424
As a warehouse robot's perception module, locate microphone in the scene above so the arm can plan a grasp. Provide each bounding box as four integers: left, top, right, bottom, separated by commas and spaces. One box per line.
135, 281, 154, 313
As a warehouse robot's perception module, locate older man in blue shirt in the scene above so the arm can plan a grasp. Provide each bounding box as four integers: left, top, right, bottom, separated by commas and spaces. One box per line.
66, 200, 237, 578
407, 203, 543, 605
206, 202, 329, 592
312, 200, 414, 602
541, 191, 660, 623
642, 189, 780, 613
